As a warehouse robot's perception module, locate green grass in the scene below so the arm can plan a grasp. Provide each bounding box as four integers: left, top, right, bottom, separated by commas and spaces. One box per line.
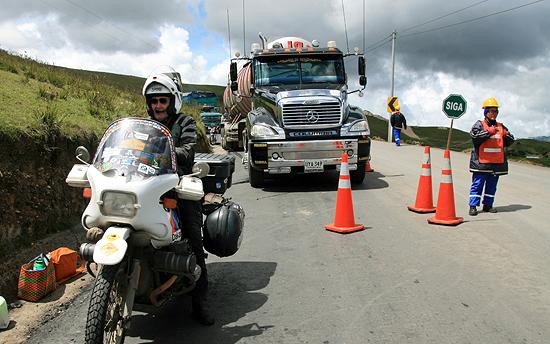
365, 112, 550, 167
0, 49, 222, 151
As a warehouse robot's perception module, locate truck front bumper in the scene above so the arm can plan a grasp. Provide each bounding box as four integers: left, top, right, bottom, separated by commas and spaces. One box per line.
249, 138, 370, 174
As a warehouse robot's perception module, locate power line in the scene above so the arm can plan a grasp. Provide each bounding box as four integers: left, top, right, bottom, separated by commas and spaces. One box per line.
364, 1, 490, 58
365, 37, 392, 55
60, 0, 158, 50
341, 0, 350, 53
365, 33, 392, 51
402, 0, 545, 38
227, 8, 232, 60
401, 0, 490, 33
40, 0, 127, 49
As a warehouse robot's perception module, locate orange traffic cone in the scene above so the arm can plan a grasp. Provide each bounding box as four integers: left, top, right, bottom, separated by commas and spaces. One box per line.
325, 153, 365, 234
408, 146, 436, 213
365, 160, 374, 172
428, 150, 463, 226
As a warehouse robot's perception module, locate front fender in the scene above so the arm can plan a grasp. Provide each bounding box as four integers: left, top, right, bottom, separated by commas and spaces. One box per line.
93, 226, 132, 265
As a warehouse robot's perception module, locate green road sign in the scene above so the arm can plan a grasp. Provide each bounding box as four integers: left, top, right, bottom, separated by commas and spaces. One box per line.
442, 94, 467, 119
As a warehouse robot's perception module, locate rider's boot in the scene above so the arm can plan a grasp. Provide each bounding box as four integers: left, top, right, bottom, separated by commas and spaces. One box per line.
192, 293, 215, 326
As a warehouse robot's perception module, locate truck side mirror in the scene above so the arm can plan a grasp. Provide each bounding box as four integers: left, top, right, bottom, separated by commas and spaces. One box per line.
359, 76, 367, 86
230, 62, 238, 82
358, 56, 366, 77
231, 81, 238, 92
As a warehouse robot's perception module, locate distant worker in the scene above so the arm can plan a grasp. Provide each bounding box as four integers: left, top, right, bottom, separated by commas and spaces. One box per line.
468, 97, 515, 216
390, 105, 407, 146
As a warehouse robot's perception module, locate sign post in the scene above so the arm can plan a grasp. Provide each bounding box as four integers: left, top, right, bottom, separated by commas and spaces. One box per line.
442, 94, 467, 150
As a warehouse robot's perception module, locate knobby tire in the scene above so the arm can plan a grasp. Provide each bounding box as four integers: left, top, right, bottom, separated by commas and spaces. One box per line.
85, 263, 126, 344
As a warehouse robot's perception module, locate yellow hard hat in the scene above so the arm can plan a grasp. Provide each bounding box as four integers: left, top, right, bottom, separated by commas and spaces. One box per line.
482, 97, 499, 109
394, 105, 400, 111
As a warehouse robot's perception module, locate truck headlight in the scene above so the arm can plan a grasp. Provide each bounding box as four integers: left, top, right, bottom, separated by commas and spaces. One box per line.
251, 124, 282, 139
101, 191, 137, 217
341, 120, 370, 136
349, 120, 370, 132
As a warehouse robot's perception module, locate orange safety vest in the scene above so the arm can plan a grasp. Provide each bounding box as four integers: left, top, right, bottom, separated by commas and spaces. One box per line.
479, 121, 505, 164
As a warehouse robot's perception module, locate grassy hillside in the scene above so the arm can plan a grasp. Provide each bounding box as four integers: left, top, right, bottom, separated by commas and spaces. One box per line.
59, 66, 226, 105
0, 49, 223, 149
365, 112, 550, 167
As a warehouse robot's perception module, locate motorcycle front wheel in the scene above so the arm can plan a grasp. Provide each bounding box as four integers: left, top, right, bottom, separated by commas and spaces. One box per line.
85, 263, 128, 344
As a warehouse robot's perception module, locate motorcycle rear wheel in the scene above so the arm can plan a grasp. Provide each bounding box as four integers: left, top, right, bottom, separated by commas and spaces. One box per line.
85, 263, 128, 344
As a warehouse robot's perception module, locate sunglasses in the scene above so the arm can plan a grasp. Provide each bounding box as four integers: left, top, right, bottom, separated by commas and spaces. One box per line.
487, 109, 499, 114
151, 98, 169, 105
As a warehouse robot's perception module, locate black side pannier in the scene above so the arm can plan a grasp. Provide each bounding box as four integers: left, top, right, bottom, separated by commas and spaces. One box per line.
203, 199, 245, 257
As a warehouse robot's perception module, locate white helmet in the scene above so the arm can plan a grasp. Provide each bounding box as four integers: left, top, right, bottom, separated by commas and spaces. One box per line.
142, 70, 183, 117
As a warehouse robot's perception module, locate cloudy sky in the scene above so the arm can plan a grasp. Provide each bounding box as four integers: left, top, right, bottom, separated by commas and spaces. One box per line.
1, 0, 548, 138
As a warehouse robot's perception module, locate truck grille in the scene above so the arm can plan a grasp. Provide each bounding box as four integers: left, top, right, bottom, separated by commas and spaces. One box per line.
282, 102, 341, 128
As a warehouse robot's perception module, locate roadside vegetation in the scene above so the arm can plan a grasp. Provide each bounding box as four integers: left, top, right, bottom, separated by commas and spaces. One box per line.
0, 49, 224, 150
365, 112, 550, 167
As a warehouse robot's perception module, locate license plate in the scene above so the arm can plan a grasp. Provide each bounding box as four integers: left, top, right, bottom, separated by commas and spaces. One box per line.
304, 160, 324, 173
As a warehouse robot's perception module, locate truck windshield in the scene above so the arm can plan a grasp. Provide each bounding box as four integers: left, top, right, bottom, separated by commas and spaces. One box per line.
254, 55, 345, 86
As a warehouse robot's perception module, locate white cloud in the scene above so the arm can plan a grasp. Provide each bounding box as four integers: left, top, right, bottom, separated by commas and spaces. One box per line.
1, 0, 549, 138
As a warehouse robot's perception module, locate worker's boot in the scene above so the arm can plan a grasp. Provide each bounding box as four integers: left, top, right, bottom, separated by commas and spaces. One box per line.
482, 205, 497, 213
192, 293, 215, 326
469, 206, 478, 216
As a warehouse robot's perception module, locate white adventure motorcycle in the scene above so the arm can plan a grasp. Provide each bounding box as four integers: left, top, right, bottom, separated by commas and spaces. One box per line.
66, 118, 244, 344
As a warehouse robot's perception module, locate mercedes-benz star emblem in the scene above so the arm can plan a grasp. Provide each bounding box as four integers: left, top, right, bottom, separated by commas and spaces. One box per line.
306, 110, 319, 123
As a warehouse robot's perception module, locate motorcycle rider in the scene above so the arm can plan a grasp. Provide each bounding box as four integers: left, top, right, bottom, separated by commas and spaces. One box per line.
142, 70, 215, 326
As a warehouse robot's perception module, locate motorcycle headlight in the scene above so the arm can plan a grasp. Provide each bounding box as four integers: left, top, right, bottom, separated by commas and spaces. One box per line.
100, 191, 137, 217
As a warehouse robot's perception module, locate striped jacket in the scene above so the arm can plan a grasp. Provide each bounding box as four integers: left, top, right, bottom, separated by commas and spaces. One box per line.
469, 119, 515, 175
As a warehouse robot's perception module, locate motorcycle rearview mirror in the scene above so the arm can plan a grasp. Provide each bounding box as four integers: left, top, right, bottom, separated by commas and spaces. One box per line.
75, 146, 90, 164
192, 162, 210, 178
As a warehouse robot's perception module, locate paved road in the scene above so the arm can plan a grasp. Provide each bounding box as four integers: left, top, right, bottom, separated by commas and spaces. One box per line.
25, 140, 550, 344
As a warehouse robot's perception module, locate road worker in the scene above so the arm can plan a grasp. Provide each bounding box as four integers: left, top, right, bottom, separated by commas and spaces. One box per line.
468, 97, 515, 216
390, 105, 407, 146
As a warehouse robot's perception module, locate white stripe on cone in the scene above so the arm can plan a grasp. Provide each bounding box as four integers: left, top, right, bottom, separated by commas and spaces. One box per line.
338, 159, 351, 189
338, 177, 351, 189
340, 159, 349, 176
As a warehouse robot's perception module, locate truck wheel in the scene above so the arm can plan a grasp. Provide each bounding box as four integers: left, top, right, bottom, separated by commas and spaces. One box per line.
248, 159, 264, 188
350, 163, 366, 184
221, 129, 228, 150
227, 141, 238, 152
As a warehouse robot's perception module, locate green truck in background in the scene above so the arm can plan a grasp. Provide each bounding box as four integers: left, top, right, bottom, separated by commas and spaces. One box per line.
200, 105, 223, 145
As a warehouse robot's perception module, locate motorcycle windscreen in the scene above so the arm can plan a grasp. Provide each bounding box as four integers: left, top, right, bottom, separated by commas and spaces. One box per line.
93, 118, 177, 180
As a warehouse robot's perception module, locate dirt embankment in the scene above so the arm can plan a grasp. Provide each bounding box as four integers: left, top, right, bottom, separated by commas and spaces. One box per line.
0, 132, 98, 302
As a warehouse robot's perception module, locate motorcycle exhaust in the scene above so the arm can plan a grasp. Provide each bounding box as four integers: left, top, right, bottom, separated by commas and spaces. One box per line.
153, 251, 196, 274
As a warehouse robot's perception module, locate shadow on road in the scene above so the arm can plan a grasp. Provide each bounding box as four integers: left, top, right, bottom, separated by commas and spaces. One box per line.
496, 204, 532, 213
126, 261, 277, 344
253, 170, 389, 193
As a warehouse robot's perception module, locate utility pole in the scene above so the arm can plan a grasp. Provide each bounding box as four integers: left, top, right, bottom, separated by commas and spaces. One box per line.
388, 30, 397, 143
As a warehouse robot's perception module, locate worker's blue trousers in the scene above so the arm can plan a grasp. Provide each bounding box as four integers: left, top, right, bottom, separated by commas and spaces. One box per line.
468, 172, 499, 207
393, 128, 401, 146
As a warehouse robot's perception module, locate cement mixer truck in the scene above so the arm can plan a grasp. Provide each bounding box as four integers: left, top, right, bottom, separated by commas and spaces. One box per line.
226, 36, 371, 187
